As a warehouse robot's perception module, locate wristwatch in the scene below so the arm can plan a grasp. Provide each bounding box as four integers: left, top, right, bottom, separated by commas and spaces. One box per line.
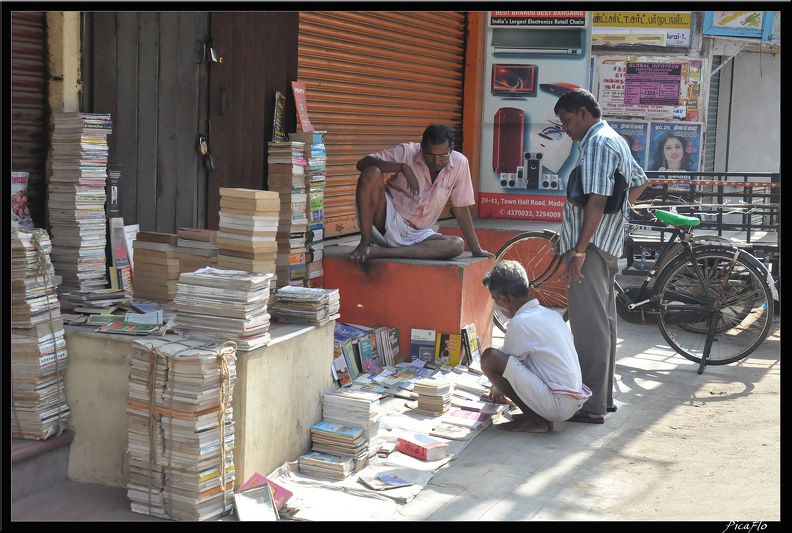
571, 249, 586, 258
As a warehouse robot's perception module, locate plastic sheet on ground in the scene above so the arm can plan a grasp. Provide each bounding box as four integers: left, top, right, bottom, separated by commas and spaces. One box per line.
266, 397, 496, 521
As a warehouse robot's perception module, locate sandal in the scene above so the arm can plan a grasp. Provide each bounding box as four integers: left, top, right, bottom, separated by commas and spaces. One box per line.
567, 410, 605, 424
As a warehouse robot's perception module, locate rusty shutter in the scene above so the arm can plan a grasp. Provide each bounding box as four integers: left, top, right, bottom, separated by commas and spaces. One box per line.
298, 11, 467, 238
10, 11, 48, 229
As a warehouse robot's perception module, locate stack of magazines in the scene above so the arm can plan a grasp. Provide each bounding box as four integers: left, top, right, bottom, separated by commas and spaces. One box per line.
10, 229, 71, 440
269, 285, 340, 326
174, 267, 274, 352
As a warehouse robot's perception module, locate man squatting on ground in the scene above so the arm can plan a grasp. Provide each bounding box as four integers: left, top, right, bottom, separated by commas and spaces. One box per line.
348, 124, 494, 262
480, 260, 592, 433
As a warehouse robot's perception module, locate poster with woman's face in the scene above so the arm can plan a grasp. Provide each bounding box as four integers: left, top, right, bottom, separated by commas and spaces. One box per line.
608, 120, 649, 169
648, 121, 704, 172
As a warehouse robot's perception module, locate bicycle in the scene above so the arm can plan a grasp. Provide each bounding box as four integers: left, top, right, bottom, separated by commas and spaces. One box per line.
493, 209, 776, 374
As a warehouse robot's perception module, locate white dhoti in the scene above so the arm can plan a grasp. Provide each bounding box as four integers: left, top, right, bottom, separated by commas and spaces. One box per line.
369, 193, 439, 248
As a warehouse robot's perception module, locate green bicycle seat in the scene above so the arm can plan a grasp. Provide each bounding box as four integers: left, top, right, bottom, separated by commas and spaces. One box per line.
653, 209, 701, 227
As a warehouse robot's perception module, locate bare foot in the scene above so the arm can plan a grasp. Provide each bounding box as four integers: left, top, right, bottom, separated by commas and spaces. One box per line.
348, 243, 383, 262
496, 419, 552, 433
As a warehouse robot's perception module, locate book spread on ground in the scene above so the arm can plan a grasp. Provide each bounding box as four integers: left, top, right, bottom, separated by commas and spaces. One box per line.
237, 472, 293, 511
358, 474, 414, 491
395, 433, 448, 461
234, 483, 279, 521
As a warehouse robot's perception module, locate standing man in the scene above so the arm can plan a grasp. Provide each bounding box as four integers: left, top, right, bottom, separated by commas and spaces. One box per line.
554, 88, 649, 423
480, 260, 591, 433
348, 124, 493, 262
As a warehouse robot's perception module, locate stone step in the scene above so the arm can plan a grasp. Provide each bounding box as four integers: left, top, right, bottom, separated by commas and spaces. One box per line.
10, 429, 74, 503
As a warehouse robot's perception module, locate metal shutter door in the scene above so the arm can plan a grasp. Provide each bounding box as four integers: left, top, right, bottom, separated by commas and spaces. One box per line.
298, 11, 467, 237
10, 11, 48, 228
704, 55, 721, 172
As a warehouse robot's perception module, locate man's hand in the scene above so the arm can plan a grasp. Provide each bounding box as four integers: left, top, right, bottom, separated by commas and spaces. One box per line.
488, 387, 513, 405
400, 165, 420, 197
566, 254, 585, 287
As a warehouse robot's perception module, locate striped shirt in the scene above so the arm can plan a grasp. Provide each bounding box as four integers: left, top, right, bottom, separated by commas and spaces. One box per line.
559, 121, 648, 257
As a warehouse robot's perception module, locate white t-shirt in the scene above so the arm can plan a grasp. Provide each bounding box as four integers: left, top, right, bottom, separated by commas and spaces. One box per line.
502, 299, 590, 400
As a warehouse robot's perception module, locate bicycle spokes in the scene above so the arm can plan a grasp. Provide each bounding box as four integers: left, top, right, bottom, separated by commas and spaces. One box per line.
493, 231, 568, 332
655, 250, 773, 368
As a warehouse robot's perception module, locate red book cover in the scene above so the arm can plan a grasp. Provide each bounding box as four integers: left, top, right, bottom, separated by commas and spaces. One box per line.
291, 81, 314, 133
238, 472, 293, 510
396, 433, 448, 461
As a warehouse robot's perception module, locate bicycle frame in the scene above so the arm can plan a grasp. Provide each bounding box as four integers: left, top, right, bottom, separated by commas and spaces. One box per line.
615, 223, 694, 316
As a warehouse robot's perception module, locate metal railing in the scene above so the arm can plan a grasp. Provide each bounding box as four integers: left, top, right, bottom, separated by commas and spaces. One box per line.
624, 171, 780, 278
637, 171, 780, 244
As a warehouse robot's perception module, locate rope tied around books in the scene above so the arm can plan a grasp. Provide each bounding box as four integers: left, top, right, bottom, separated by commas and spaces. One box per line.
216, 340, 238, 514
137, 338, 237, 519
11, 228, 70, 440
138, 341, 169, 515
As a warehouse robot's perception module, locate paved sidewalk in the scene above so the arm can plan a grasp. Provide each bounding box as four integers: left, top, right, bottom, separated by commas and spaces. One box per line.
388, 309, 781, 522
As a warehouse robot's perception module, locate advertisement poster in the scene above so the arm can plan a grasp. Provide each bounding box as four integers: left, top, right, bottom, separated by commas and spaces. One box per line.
479, 11, 591, 222
608, 120, 649, 169
592, 11, 692, 48
647, 121, 704, 189
595, 57, 702, 121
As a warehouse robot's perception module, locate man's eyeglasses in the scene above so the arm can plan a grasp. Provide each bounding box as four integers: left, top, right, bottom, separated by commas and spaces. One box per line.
424, 151, 451, 160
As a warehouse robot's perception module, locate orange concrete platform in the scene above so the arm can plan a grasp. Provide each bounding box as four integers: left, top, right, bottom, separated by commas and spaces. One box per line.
323, 245, 497, 363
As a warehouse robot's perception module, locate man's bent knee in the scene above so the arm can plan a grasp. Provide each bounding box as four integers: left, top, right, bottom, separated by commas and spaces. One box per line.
358, 166, 384, 185
441, 235, 465, 257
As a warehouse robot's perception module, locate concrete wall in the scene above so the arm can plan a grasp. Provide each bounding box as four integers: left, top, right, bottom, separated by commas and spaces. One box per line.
63, 323, 334, 488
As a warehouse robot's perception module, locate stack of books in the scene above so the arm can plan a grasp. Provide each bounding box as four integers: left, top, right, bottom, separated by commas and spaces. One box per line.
215, 188, 279, 302
132, 231, 179, 302
48, 112, 112, 293
177, 228, 218, 274
126, 337, 238, 521
309, 420, 369, 472
411, 377, 454, 416
297, 450, 354, 481
267, 141, 308, 288
105, 165, 133, 295
10, 229, 71, 440
126, 339, 169, 518
322, 388, 383, 460
173, 267, 275, 352
269, 285, 340, 326
289, 130, 327, 288
58, 287, 131, 315
305, 222, 324, 287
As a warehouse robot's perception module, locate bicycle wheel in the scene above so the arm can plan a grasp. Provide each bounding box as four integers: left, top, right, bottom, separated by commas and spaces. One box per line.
654, 248, 773, 366
493, 230, 567, 332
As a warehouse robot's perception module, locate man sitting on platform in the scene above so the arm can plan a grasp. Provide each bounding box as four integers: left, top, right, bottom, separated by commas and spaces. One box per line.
348, 124, 493, 262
